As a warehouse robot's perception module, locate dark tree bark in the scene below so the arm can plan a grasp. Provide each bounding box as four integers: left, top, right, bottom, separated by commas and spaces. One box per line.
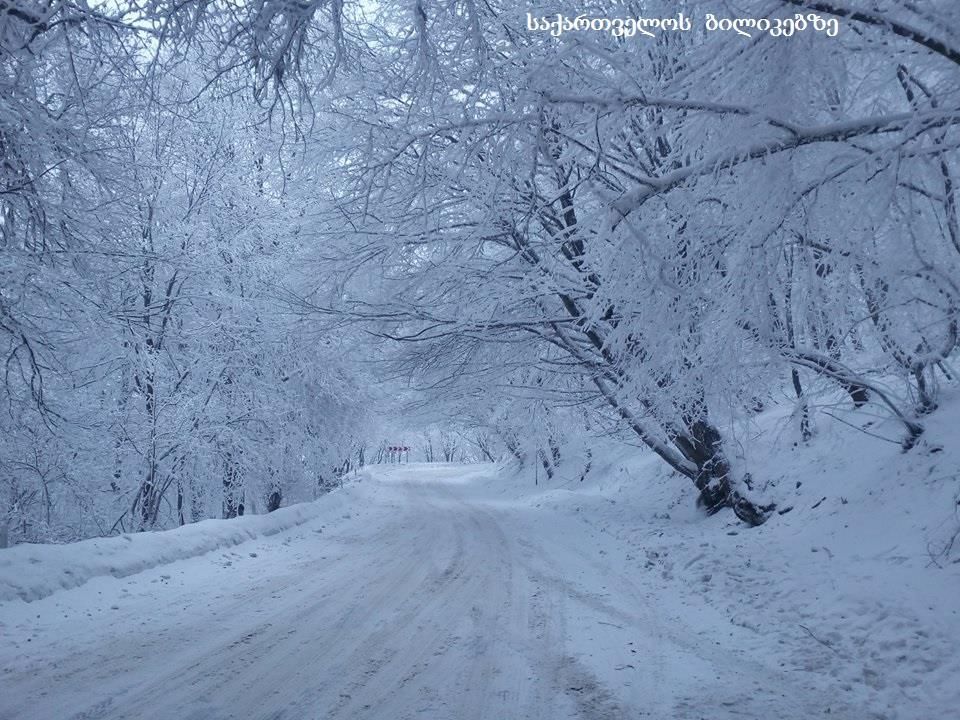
267, 488, 282, 512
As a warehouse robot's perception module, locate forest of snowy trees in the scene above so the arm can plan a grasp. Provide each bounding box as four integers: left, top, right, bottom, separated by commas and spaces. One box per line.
2, 1, 959, 544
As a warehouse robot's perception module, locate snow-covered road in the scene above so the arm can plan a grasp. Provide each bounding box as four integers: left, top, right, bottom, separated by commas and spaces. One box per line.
2, 465, 829, 720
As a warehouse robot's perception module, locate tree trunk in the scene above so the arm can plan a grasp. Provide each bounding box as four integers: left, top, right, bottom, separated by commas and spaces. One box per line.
222, 451, 242, 519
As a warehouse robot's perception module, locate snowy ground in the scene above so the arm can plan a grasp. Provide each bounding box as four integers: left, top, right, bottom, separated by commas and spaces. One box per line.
2, 410, 958, 719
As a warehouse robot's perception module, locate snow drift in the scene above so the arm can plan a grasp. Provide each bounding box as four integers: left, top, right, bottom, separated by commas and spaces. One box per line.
0, 483, 358, 603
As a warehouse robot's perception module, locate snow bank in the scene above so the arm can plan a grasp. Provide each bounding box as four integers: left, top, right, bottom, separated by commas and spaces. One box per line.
494, 392, 960, 720
0, 483, 359, 603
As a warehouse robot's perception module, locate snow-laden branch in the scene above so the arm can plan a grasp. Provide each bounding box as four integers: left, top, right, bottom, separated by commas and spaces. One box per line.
785, 349, 924, 447
544, 92, 801, 135
781, 0, 960, 68
610, 107, 960, 229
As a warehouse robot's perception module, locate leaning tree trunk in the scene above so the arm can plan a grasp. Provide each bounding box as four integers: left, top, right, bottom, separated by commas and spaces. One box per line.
672, 417, 773, 527
508, 161, 774, 524
555, 325, 775, 526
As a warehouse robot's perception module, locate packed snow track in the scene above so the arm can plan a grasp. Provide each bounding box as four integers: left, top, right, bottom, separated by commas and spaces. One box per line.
1, 465, 828, 720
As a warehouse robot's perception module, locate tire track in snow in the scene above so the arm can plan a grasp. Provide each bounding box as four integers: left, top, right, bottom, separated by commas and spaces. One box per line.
1, 465, 836, 720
